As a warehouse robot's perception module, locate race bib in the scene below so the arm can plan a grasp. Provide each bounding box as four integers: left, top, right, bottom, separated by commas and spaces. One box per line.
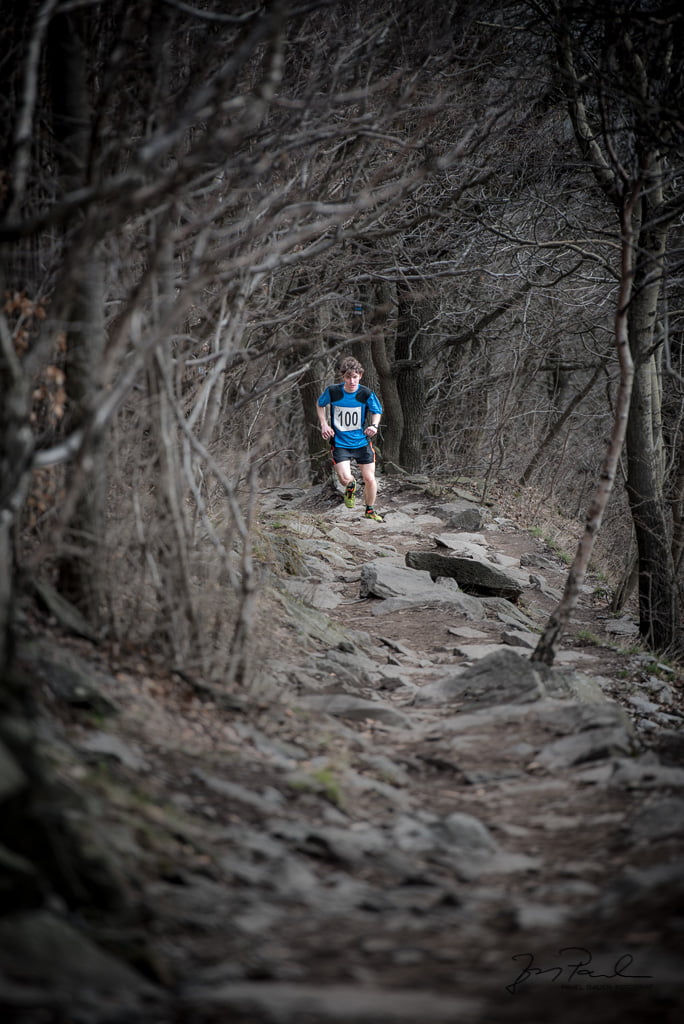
333, 405, 362, 432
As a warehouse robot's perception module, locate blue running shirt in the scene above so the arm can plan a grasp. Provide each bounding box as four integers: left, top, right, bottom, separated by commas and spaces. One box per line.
317, 383, 383, 450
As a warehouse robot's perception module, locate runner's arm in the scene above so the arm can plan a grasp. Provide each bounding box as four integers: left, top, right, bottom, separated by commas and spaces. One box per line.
317, 400, 335, 439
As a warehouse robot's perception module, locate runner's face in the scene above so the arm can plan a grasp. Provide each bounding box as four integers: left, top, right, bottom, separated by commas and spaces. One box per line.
343, 371, 362, 391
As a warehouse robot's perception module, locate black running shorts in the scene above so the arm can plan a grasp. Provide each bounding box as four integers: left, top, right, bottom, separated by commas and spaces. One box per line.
331, 443, 375, 465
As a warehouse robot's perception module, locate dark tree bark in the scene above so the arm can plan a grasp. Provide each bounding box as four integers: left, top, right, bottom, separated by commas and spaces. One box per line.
48, 11, 107, 622
300, 363, 330, 485
0, 286, 33, 672
369, 281, 403, 473
396, 282, 428, 474
624, 191, 678, 650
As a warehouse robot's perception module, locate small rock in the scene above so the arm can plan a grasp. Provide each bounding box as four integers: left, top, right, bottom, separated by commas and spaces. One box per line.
294, 694, 413, 729
605, 617, 639, 635
536, 726, 634, 771
514, 902, 570, 930
629, 798, 684, 840
77, 732, 148, 771
501, 629, 537, 649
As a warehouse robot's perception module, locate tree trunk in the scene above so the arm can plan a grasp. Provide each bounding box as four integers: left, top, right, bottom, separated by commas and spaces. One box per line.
624, 185, 678, 651
552, 9, 681, 655
610, 546, 638, 615
625, 365, 678, 648
0, 285, 33, 671
300, 363, 330, 485
396, 282, 428, 474
671, 428, 684, 578
49, 12, 107, 622
351, 284, 380, 394
369, 281, 403, 473
55, 259, 106, 617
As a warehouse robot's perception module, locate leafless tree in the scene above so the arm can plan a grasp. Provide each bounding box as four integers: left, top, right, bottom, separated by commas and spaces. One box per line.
527, 0, 684, 653
533, 180, 640, 664
0, 0, 523, 679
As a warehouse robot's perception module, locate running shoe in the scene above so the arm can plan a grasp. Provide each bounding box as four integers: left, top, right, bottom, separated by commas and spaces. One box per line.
364, 507, 384, 522
344, 480, 357, 508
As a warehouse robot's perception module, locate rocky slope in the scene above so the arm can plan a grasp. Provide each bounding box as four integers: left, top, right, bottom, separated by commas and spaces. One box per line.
2, 476, 684, 1023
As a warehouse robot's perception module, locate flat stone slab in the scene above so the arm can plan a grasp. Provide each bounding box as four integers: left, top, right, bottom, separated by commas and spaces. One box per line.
604, 617, 639, 635
555, 649, 603, 666
405, 551, 524, 602
295, 694, 413, 729
432, 533, 526, 572
376, 511, 446, 532
451, 642, 533, 661
281, 579, 344, 610
448, 626, 491, 640
535, 726, 634, 770
325, 526, 397, 557
501, 629, 537, 649
359, 558, 484, 616
433, 532, 489, 553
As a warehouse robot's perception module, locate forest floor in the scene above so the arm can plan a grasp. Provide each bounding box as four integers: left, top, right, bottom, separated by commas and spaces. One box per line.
7, 474, 684, 1024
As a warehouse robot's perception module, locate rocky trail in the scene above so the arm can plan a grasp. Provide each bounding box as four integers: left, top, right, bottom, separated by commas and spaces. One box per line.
4, 476, 684, 1023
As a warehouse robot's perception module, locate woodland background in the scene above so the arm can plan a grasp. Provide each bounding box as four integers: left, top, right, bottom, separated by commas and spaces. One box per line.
1, 0, 683, 683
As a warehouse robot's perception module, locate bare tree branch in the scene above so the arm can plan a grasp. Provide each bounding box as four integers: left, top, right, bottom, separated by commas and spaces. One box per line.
532, 180, 640, 665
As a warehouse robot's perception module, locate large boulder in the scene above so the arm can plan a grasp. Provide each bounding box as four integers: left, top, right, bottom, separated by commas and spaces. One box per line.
413, 649, 619, 711
432, 501, 484, 531
359, 558, 483, 616
414, 648, 546, 708
405, 551, 523, 602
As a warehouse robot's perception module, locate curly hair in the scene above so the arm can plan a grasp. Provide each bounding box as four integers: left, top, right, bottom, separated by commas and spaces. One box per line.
337, 356, 364, 376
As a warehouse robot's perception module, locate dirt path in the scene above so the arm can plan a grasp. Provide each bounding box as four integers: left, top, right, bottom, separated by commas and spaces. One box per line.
10, 476, 684, 1024
152, 477, 683, 1022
